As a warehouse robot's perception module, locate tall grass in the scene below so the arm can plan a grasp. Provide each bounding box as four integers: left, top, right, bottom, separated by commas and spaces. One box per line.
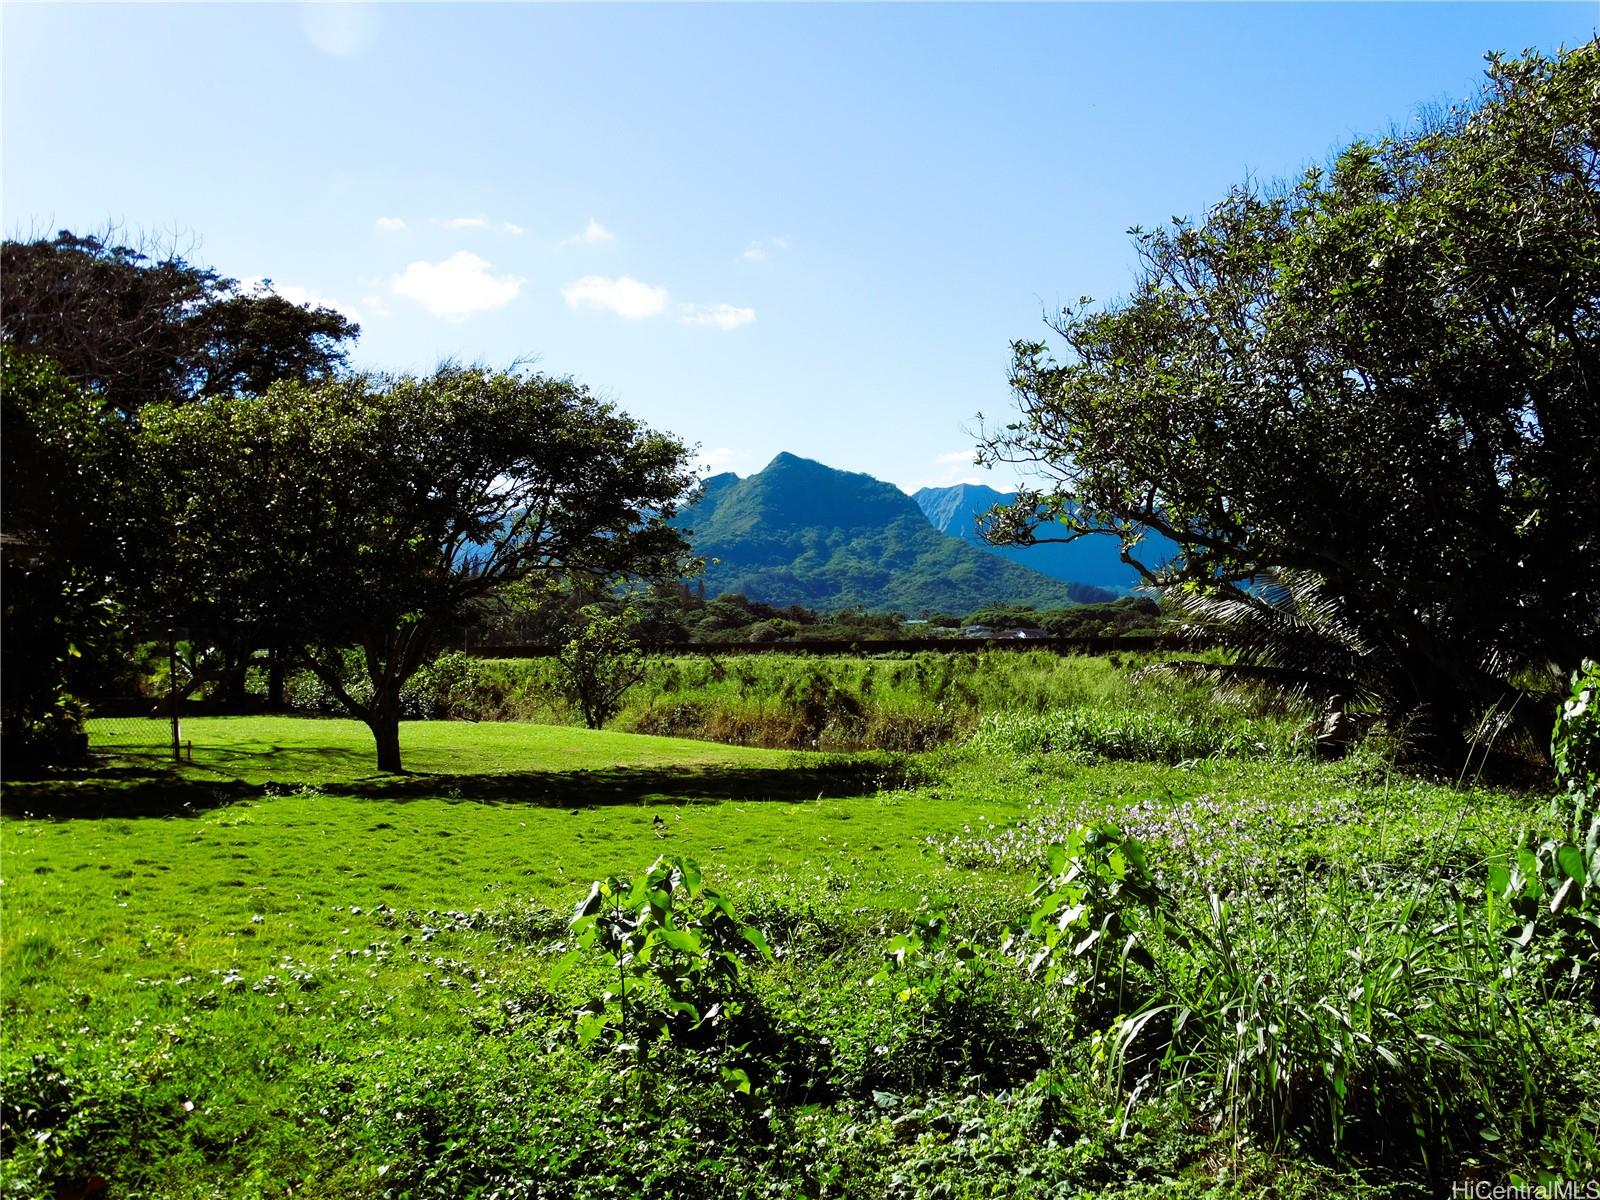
1019, 820, 1595, 1177
457, 650, 1302, 756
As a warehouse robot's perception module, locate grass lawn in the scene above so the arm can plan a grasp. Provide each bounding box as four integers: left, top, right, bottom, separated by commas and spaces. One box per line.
2, 713, 1591, 1198
87, 714, 799, 784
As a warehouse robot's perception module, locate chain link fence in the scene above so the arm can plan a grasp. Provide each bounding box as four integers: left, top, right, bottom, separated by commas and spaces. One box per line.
81, 635, 187, 763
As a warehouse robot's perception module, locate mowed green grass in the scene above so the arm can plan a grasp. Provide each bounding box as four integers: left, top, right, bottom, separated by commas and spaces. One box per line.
86, 714, 794, 784
4, 718, 1032, 1045
2, 717, 1051, 1196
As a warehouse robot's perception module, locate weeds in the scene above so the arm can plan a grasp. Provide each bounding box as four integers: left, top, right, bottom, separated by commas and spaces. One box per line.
551, 856, 774, 1098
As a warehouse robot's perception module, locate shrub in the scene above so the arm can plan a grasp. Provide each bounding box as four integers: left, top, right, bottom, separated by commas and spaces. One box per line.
1553, 660, 1600, 805
551, 856, 774, 1096
555, 607, 647, 729
399, 650, 495, 719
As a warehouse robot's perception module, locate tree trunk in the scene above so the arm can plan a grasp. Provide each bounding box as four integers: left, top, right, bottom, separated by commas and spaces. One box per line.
268, 644, 286, 709
369, 711, 404, 773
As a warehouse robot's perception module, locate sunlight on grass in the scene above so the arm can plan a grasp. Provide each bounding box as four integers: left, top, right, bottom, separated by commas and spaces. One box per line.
87, 715, 795, 785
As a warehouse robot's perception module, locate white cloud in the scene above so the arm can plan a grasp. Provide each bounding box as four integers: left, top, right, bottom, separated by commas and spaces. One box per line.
440, 216, 488, 229
274, 283, 362, 324
561, 275, 668, 319
899, 449, 992, 493
698, 446, 742, 474
502, 222, 525, 235
244, 278, 362, 324
374, 216, 407, 233
567, 218, 616, 245
742, 236, 789, 262
682, 303, 755, 331
391, 252, 525, 320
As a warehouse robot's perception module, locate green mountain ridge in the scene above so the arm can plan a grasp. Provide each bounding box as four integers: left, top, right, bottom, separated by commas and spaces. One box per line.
673, 453, 1115, 613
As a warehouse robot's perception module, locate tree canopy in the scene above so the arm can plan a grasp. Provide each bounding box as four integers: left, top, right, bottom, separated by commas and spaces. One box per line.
1, 232, 363, 749
980, 44, 1599, 749
1, 230, 358, 414
139, 365, 699, 770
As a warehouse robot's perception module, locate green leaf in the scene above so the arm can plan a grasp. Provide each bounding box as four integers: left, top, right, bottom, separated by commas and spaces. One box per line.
1555, 843, 1585, 883
547, 946, 583, 984
571, 883, 603, 923
741, 925, 773, 960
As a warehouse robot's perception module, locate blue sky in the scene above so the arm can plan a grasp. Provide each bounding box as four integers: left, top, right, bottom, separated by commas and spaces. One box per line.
4, 3, 1594, 493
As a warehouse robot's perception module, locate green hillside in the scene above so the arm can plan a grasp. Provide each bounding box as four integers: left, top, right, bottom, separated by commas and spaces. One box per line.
674, 453, 1109, 612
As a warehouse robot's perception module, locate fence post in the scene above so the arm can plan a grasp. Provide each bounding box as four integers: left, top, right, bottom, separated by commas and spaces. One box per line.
169, 630, 181, 764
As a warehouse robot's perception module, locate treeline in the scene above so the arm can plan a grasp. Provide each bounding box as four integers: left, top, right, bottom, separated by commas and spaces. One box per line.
464, 585, 1162, 648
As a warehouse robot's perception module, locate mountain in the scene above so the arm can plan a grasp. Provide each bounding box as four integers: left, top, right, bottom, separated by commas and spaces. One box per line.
674, 453, 1115, 614
913, 483, 1178, 593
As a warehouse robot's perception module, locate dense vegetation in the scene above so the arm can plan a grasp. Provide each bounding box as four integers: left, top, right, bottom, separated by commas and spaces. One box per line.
277, 649, 1271, 755
469, 588, 1164, 648
984, 45, 1598, 753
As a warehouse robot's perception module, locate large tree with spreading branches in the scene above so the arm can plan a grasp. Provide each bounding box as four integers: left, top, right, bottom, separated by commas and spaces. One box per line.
138, 365, 699, 771
981, 45, 1599, 753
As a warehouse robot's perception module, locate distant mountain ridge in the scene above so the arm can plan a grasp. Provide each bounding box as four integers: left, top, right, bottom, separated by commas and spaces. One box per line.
674, 453, 1116, 614
913, 482, 1178, 593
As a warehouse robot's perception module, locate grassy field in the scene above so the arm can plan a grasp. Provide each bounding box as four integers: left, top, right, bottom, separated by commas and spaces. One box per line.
291, 648, 1281, 755
3, 691, 1596, 1198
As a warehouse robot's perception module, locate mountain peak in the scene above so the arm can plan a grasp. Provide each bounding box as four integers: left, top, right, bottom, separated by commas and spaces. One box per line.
672, 454, 1086, 613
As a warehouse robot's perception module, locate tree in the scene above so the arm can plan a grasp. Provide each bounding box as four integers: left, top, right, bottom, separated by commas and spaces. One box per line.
139, 365, 698, 771
1, 230, 358, 414
981, 45, 1600, 752
0, 350, 136, 752
556, 607, 649, 729
2, 231, 363, 712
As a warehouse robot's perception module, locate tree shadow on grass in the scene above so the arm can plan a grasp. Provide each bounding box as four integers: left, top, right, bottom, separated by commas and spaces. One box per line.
1, 756, 923, 820
1, 767, 264, 820
327, 757, 917, 808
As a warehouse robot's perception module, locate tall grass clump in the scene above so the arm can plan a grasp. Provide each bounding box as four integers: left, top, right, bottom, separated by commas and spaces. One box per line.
967, 706, 1276, 763
967, 671, 1300, 764
286, 648, 1304, 756
1013, 819, 1597, 1179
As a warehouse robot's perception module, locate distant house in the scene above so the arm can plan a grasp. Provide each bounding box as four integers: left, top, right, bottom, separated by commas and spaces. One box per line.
960, 624, 1046, 640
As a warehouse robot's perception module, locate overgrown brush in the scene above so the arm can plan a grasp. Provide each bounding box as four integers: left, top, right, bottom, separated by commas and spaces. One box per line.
986, 816, 1596, 1179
